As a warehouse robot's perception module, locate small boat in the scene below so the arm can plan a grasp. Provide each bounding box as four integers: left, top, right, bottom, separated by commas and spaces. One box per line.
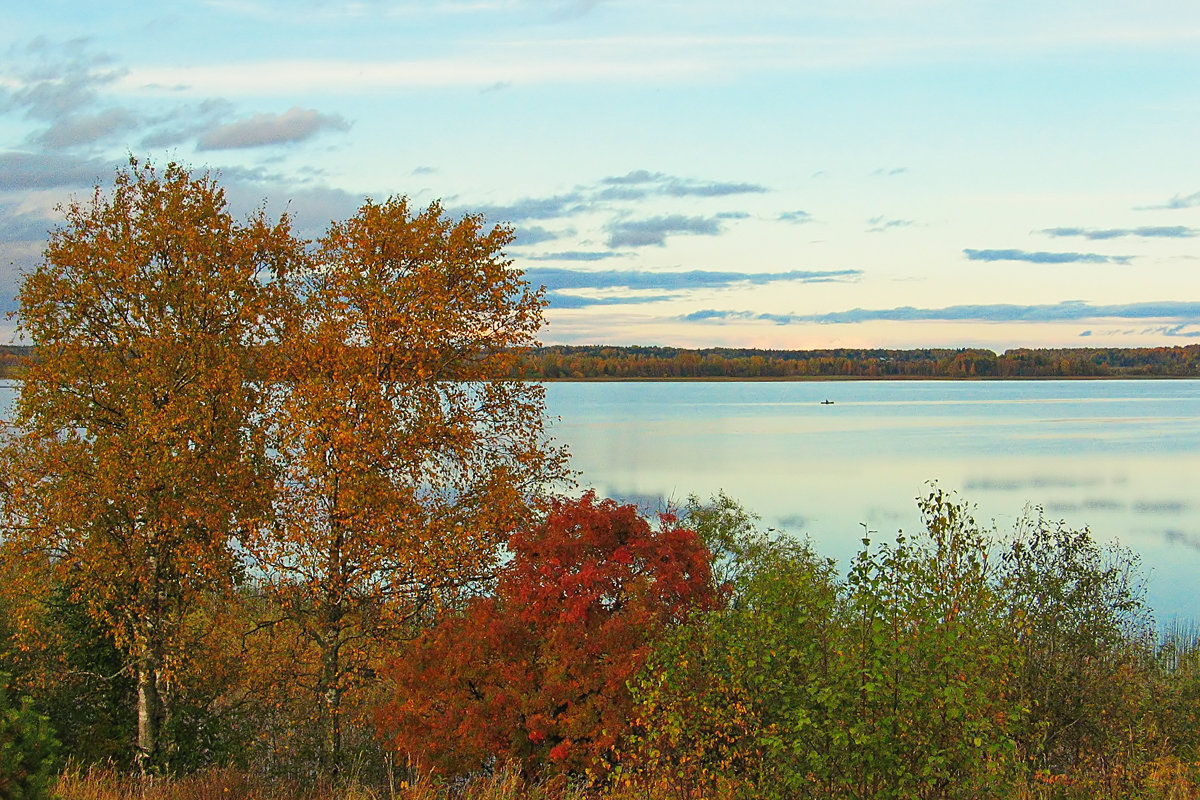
820, 399, 835, 405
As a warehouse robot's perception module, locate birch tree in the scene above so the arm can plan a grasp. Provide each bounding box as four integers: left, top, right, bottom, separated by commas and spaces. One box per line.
0, 158, 297, 772
245, 196, 567, 772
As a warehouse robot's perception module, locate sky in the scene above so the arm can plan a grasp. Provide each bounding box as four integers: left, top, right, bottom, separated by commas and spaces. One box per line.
2, 0, 1200, 351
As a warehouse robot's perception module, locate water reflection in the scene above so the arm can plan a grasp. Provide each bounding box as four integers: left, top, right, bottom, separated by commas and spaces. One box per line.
545, 380, 1200, 620
3, 378, 1195, 618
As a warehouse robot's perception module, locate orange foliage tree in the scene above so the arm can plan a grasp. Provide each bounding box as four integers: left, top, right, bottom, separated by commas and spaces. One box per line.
376, 492, 717, 783
242, 197, 567, 773
0, 159, 298, 772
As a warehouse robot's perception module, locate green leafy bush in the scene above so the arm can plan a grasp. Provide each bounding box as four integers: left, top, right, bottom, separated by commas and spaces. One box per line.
0, 677, 60, 800
619, 494, 841, 799
621, 488, 1022, 799
835, 488, 1020, 799
998, 512, 1158, 781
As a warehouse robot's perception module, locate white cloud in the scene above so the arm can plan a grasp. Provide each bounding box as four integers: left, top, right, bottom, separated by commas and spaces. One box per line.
121, 52, 713, 95
196, 107, 351, 150
108, 10, 1200, 99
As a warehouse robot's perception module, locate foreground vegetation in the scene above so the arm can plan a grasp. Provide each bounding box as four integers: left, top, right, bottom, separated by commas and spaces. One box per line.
43, 758, 1200, 800
6, 489, 1200, 799
2, 159, 1198, 799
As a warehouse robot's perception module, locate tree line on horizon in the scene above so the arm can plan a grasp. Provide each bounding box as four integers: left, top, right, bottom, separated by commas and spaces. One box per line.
4, 343, 1200, 382
517, 343, 1200, 380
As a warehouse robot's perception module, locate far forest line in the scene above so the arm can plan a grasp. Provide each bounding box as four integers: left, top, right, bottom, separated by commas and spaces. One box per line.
3, 343, 1200, 380
521, 344, 1200, 379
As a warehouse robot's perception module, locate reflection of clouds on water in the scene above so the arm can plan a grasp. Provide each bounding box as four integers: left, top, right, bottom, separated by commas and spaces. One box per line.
1084, 498, 1124, 511
1165, 530, 1200, 551
593, 486, 669, 514
774, 513, 810, 532
1135, 500, 1190, 514
965, 475, 1113, 492
964, 473, 1140, 523
861, 504, 906, 528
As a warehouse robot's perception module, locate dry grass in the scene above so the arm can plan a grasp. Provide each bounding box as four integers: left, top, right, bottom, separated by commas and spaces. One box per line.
51, 759, 1200, 800
54, 764, 331, 800
1001, 758, 1200, 800
51, 764, 605, 800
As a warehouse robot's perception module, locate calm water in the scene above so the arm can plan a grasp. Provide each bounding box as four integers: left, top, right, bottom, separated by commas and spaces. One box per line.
544, 380, 1200, 621
4, 379, 1197, 619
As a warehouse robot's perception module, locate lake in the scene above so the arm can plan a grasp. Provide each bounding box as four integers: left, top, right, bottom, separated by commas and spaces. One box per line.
3, 378, 1196, 620
544, 379, 1200, 622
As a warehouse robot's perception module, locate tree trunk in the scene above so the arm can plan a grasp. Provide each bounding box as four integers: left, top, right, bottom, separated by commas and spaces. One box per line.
321, 640, 342, 776
135, 637, 165, 774
133, 582, 173, 776
321, 479, 345, 775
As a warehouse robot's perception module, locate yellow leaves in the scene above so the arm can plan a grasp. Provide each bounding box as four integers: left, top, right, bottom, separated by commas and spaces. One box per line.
3, 158, 572, 772
230, 192, 567, 769
1, 159, 296, 767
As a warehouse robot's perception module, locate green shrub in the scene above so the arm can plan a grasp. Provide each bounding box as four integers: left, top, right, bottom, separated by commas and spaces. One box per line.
998, 512, 1157, 779
834, 487, 1020, 799
620, 496, 839, 799
623, 538, 839, 799
1156, 620, 1200, 762
0, 676, 60, 800
622, 488, 1023, 800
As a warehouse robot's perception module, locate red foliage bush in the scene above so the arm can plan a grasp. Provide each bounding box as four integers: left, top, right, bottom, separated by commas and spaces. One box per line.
376, 492, 717, 781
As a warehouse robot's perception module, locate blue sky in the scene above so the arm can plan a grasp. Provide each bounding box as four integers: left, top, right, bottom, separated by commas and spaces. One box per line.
2, 0, 1199, 349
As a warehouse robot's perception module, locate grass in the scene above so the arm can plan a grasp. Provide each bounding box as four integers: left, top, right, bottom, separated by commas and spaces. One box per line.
50, 758, 1200, 800
51, 763, 600, 800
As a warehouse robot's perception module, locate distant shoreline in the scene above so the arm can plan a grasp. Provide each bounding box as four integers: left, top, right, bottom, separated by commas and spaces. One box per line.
528, 374, 1199, 381
4, 343, 1198, 381
518, 343, 1200, 380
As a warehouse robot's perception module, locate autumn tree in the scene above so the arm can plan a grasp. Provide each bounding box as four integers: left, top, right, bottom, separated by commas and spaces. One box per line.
376, 492, 716, 782
243, 197, 567, 773
0, 159, 297, 772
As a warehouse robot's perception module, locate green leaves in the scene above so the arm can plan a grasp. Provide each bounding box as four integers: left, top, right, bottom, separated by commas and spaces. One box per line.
998, 509, 1157, 779
0, 678, 60, 800
621, 488, 1022, 800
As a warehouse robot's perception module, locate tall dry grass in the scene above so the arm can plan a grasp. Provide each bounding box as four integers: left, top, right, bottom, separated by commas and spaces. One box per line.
50, 758, 1200, 800
51, 763, 607, 800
